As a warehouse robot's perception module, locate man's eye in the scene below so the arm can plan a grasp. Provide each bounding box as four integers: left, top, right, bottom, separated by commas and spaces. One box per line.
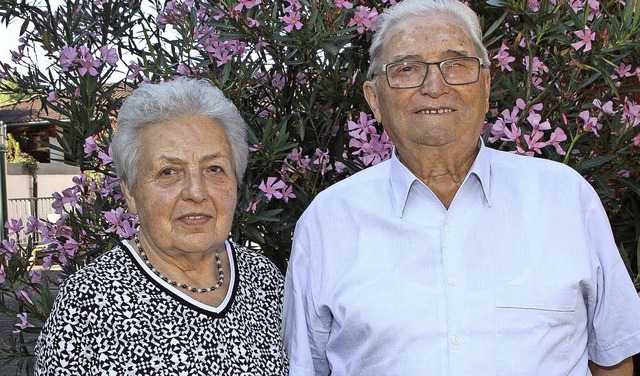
160, 168, 174, 176
208, 165, 221, 173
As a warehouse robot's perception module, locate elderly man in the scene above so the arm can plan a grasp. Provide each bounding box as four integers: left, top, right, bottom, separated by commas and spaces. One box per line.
282, 0, 640, 375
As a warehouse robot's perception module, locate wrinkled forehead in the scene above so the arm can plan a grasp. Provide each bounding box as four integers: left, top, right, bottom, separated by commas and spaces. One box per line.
381, 14, 477, 60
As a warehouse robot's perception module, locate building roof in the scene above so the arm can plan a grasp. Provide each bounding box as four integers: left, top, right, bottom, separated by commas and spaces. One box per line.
0, 96, 67, 126
0, 83, 132, 127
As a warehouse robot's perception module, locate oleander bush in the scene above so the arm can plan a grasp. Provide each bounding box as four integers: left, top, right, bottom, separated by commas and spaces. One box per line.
0, 0, 638, 373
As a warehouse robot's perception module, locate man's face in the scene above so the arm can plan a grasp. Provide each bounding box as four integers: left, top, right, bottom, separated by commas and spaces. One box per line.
364, 15, 491, 157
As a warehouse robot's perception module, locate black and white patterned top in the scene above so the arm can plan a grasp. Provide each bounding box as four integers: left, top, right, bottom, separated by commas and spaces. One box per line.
35, 240, 288, 375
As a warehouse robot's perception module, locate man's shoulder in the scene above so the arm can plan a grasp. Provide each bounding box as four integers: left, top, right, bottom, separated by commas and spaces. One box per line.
316, 160, 390, 199
487, 147, 583, 180
297, 160, 391, 224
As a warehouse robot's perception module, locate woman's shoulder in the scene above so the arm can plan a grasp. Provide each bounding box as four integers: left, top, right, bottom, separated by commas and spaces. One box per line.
230, 241, 284, 282
58, 245, 131, 292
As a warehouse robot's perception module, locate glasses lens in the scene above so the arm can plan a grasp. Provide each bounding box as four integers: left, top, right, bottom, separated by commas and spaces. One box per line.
441, 58, 480, 85
386, 62, 427, 88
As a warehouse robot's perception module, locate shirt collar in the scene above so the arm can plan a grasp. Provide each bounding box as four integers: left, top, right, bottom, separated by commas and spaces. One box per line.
389, 139, 493, 217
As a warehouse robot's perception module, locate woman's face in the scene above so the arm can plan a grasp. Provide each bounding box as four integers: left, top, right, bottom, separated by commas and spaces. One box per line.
123, 115, 238, 255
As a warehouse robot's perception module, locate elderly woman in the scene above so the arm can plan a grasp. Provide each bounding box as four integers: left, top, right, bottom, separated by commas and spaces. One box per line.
34, 78, 288, 374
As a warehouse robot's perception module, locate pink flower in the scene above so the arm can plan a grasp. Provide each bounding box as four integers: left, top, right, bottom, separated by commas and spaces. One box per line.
633, 133, 640, 146
281, 185, 297, 203
13, 312, 34, 334
547, 127, 567, 155
528, 0, 541, 11
1, 239, 17, 257
314, 148, 332, 174
579, 110, 603, 134
234, 0, 261, 11
527, 113, 551, 131
568, 0, 584, 13
177, 63, 192, 76
246, 198, 260, 212
0, 265, 5, 284
77, 46, 101, 76
348, 6, 378, 34
281, 10, 303, 33
285, 0, 302, 10
494, 43, 516, 72
247, 17, 260, 27
25, 216, 40, 235
334, 160, 347, 173
523, 56, 548, 75
614, 63, 634, 78
20, 290, 34, 306
52, 186, 80, 214
335, 0, 354, 8
99, 45, 119, 67
259, 177, 287, 200
104, 207, 138, 238
593, 99, 616, 115
97, 145, 113, 165
347, 112, 377, 141
531, 76, 544, 90
5, 218, 23, 237
501, 123, 522, 142
14, 313, 34, 333
29, 270, 44, 284
59, 45, 77, 72
47, 91, 60, 104
127, 61, 144, 80
622, 97, 640, 127
271, 73, 286, 90
286, 147, 302, 163
571, 26, 596, 52
84, 136, 100, 157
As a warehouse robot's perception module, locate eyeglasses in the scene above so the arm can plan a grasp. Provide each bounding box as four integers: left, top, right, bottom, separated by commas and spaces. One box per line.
380, 57, 485, 88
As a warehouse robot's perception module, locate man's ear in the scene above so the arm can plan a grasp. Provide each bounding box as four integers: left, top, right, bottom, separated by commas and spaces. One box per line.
483, 69, 492, 114
122, 180, 138, 216
363, 80, 383, 123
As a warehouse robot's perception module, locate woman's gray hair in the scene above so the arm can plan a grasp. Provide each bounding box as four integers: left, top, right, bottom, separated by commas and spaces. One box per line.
367, 0, 490, 80
111, 77, 248, 189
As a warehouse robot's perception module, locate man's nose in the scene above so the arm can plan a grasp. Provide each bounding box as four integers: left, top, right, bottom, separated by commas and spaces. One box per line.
419, 64, 449, 96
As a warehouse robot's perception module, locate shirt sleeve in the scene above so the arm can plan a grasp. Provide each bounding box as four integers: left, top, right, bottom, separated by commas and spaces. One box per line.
585, 191, 640, 366
283, 222, 332, 376
34, 280, 92, 375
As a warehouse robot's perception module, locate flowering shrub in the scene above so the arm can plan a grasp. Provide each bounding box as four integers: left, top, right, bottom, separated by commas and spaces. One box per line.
0, 0, 639, 372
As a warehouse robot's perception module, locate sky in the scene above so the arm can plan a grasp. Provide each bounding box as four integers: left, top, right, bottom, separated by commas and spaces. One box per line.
0, 0, 66, 78
0, 19, 23, 67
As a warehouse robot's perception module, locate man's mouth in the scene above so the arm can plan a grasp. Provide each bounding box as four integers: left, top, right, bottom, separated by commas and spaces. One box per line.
416, 108, 454, 115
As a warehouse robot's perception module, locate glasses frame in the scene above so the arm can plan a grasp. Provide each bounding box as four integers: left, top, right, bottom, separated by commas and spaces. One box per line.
381, 57, 486, 88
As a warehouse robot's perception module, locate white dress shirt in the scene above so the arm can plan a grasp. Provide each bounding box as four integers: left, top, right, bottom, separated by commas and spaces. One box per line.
283, 143, 640, 376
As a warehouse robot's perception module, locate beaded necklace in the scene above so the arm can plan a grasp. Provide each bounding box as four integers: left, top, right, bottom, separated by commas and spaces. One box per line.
134, 235, 225, 293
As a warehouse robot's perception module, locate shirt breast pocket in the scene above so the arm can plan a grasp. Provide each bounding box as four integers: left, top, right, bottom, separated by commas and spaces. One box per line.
494, 285, 578, 376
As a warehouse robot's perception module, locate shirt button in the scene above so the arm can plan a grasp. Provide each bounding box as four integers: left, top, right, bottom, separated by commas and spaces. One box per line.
452, 336, 461, 345
448, 278, 457, 286
444, 224, 453, 233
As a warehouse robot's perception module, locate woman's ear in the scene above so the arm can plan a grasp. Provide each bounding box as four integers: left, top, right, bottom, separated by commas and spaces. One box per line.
122, 181, 138, 216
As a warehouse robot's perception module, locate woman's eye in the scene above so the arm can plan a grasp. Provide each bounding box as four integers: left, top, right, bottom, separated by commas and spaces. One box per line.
160, 168, 174, 176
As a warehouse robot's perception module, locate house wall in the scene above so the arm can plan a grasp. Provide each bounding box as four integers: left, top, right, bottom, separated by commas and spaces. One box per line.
6, 162, 80, 199
5, 162, 81, 225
